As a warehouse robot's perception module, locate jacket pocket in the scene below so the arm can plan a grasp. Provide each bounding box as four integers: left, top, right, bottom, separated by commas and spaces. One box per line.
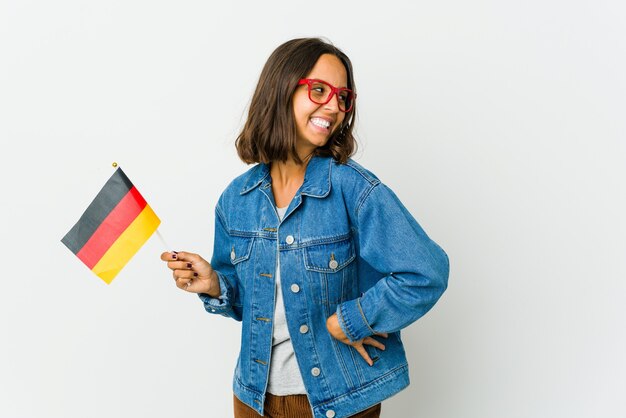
229, 235, 254, 265
229, 235, 255, 283
303, 236, 357, 305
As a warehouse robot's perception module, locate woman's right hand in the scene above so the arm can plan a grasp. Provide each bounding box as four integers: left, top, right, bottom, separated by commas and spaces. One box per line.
160, 251, 221, 297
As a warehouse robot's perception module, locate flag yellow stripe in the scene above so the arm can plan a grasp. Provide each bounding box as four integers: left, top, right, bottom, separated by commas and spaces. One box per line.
92, 205, 160, 284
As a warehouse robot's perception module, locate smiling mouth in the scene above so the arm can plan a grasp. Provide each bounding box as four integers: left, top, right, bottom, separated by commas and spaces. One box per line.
310, 117, 331, 130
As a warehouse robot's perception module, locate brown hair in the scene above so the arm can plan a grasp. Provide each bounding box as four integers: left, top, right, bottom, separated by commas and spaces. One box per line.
235, 38, 357, 165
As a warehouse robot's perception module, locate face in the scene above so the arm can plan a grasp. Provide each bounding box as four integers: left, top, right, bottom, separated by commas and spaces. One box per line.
292, 54, 348, 158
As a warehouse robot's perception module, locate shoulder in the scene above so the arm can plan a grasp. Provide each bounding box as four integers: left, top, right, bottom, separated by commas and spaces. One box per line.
228, 163, 263, 192
330, 157, 382, 198
332, 158, 381, 185
216, 163, 265, 209
328, 157, 387, 215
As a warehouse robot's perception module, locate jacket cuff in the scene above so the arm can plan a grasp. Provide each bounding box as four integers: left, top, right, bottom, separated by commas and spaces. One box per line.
336, 298, 375, 342
197, 271, 233, 314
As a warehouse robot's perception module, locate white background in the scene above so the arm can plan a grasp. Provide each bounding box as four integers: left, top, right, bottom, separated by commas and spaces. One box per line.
1, 1, 625, 417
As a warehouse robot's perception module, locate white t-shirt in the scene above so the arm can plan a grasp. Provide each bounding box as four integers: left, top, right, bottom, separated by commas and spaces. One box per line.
266, 205, 307, 395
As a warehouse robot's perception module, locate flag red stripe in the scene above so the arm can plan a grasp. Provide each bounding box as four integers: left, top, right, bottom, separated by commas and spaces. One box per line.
61, 168, 134, 254
76, 186, 148, 269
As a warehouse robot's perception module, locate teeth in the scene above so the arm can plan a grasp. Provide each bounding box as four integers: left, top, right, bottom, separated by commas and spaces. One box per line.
311, 118, 331, 129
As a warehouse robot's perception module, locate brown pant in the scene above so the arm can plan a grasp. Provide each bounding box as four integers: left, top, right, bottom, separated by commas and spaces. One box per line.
234, 393, 381, 418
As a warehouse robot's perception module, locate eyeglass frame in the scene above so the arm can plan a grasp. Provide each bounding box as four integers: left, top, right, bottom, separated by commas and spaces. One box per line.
297, 78, 356, 112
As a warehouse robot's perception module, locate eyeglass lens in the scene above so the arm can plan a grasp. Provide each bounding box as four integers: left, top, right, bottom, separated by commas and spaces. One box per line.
308, 81, 353, 112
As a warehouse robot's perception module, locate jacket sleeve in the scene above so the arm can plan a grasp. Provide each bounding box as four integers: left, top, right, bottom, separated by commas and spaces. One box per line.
336, 183, 449, 342
197, 202, 243, 321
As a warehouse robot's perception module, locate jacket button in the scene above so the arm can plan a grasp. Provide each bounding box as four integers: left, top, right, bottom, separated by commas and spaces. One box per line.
326, 411, 336, 418
299, 325, 309, 334
285, 235, 295, 245
290, 284, 300, 293
328, 259, 338, 269
230, 250, 235, 261
311, 367, 320, 377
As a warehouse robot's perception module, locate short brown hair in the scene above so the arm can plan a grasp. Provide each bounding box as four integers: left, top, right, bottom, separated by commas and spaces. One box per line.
235, 38, 357, 165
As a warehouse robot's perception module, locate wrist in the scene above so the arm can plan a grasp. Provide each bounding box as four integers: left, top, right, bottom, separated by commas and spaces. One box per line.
326, 314, 346, 340
207, 271, 221, 298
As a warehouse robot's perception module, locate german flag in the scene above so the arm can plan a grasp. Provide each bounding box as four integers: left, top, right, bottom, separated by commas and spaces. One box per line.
61, 168, 160, 284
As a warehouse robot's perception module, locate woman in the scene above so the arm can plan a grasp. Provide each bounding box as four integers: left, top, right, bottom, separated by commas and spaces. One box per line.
161, 38, 449, 418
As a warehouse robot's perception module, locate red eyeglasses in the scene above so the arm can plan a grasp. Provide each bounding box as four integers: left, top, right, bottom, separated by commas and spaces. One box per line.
297, 79, 356, 112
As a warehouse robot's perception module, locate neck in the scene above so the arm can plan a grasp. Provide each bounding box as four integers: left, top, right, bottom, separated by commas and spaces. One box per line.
270, 152, 314, 187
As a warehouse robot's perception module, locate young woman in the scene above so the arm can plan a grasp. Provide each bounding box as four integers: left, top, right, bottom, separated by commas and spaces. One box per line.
161, 38, 449, 418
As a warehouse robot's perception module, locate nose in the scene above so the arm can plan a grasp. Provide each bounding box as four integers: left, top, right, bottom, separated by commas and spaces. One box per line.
324, 93, 340, 112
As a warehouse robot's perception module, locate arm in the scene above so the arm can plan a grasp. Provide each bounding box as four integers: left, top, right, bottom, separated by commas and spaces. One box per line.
335, 183, 450, 342
197, 203, 244, 321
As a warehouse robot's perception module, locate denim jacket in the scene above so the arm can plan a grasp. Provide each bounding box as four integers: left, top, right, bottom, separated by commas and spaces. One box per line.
199, 155, 449, 418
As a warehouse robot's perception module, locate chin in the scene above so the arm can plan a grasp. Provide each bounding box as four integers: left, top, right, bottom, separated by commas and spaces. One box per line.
300, 137, 329, 149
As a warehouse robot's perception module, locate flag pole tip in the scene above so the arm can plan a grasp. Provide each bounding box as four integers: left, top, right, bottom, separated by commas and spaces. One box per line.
112, 162, 118, 168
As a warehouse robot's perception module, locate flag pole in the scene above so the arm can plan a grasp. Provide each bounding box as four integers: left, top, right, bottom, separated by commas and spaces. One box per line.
156, 230, 173, 252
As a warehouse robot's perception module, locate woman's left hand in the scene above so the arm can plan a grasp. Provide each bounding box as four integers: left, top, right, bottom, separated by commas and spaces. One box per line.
326, 313, 388, 366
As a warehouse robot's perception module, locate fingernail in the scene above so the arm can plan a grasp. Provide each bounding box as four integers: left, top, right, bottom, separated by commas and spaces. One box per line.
193, 272, 198, 277
187, 263, 192, 268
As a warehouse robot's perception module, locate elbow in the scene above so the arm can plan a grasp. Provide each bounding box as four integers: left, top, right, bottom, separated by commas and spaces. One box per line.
429, 247, 449, 300
437, 250, 450, 296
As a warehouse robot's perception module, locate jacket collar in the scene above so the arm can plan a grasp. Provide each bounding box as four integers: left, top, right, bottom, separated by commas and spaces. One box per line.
240, 155, 332, 198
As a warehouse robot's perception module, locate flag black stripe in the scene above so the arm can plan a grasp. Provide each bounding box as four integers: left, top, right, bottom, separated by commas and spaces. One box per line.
61, 168, 134, 254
